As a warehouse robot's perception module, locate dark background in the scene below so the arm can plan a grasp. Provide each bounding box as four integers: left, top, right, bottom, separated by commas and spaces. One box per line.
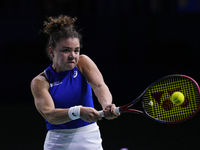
1, 0, 200, 149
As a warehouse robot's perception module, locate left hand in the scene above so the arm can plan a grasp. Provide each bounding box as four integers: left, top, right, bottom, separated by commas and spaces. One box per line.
103, 104, 120, 120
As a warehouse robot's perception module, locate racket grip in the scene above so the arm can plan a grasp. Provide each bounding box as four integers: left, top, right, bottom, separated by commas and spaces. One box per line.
98, 107, 120, 117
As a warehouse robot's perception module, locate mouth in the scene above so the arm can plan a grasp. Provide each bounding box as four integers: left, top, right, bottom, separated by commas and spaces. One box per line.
67, 59, 76, 64
67, 61, 75, 64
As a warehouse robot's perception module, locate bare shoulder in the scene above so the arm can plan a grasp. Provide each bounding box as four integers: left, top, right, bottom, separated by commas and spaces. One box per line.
31, 72, 49, 91
77, 54, 103, 86
78, 54, 91, 64
77, 54, 95, 73
78, 54, 96, 67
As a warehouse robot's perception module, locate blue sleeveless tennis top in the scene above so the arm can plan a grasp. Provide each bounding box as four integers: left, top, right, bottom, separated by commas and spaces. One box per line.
44, 64, 95, 130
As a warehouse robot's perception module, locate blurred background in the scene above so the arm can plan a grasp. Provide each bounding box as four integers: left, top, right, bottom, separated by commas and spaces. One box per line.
0, 0, 200, 149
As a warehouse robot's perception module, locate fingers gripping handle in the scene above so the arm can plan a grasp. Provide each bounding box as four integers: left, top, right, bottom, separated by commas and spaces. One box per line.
98, 107, 120, 117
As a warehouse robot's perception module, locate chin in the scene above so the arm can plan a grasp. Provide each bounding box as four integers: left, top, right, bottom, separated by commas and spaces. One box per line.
66, 64, 76, 70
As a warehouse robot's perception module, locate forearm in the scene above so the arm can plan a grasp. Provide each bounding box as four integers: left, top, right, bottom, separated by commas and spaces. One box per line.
93, 83, 119, 119
39, 106, 101, 125
93, 84, 112, 109
40, 108, 71, 125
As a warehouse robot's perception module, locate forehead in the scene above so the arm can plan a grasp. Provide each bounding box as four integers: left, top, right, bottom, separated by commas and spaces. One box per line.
57, 38, 80, 48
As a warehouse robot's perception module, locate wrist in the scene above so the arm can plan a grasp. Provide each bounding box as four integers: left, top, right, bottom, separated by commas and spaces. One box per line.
68, 105, 82, 120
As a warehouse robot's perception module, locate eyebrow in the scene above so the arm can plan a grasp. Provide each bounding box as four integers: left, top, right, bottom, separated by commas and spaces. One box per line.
62, 47, 80, 49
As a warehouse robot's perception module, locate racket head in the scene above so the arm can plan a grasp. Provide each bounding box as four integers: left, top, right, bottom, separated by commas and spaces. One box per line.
142, 74, 200, 123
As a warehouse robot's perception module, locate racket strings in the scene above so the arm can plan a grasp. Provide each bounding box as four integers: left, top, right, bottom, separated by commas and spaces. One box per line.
143, 76, 199, 122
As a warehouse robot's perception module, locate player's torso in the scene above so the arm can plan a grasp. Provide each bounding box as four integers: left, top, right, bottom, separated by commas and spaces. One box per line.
44, 65, 94, 108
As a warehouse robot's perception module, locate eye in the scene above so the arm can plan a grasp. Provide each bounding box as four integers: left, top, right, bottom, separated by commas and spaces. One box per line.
62, 49, 70, 52
75, 50, 80, 53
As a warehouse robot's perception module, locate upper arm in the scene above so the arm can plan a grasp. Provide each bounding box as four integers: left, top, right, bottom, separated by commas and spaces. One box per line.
77, 55, 105, 89
30, 73, 55, 119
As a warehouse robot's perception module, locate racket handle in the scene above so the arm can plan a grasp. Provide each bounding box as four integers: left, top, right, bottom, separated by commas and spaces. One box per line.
98, 107, 120, 117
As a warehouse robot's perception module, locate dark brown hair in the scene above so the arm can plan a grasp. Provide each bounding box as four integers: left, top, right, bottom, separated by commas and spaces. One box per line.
43, 15, 82, 60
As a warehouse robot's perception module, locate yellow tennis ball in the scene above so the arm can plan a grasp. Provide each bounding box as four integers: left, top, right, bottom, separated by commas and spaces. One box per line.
171, 92, 185, 105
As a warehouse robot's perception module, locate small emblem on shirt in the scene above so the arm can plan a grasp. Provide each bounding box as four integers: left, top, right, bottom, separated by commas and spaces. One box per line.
73, 71, 78, 78
50, 81, 62, 87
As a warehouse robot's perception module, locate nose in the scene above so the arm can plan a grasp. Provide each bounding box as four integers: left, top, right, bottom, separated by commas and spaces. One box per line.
69, 51, 76, 58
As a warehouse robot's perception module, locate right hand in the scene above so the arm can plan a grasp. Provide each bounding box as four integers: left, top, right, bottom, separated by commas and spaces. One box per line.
80, 107, 102, 123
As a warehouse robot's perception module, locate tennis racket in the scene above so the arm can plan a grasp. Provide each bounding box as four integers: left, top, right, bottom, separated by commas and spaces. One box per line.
98, 75, 200, 123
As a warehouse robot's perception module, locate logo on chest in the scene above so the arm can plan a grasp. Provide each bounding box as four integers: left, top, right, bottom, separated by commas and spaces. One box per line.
73, 70, 78, 78
50, 81, 63, 87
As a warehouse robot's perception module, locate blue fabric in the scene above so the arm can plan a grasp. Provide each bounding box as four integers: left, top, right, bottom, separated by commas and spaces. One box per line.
44, 64, 95, 129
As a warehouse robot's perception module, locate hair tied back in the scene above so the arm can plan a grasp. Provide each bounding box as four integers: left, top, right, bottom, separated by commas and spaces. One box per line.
43, 15, 77, 35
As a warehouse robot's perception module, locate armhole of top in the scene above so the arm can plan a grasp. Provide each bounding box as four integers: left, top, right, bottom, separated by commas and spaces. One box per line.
44, 70, 49, 81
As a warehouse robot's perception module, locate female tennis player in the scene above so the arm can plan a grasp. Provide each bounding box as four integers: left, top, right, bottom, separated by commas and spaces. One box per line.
30, 15, 119, 150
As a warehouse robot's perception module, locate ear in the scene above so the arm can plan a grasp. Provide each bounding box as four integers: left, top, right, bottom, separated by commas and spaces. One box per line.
49, 47, 54, 57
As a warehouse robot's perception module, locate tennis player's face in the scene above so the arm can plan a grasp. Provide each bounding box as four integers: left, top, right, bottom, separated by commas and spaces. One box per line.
51, 38, 80, 72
